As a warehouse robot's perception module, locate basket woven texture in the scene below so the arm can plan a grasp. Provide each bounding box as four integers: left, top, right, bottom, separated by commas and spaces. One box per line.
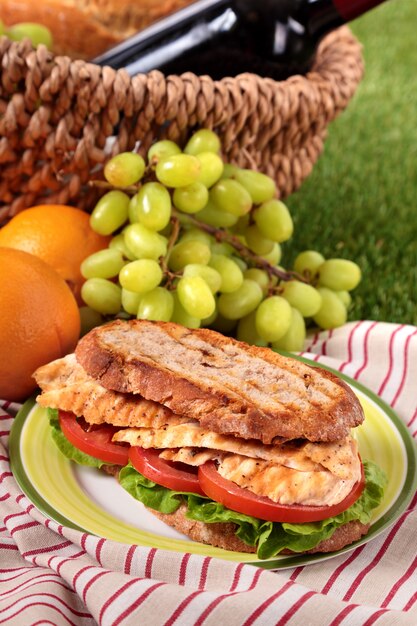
0, 26, 363, 225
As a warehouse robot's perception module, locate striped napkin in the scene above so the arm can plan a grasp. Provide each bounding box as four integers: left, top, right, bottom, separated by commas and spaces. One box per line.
1, 321, 417, 626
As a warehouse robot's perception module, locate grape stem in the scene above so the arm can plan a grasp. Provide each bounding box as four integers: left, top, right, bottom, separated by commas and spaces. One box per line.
172, 210, 309, 286
160, 216, 181, 290
89, 179, 309, 286
89, 180, 141, 194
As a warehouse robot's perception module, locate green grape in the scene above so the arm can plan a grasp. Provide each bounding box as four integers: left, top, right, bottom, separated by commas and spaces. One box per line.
313, 287, 348, 330
272, 308, 306, 352
194, 201, 238, 228
209, 254, 243, 293
208, 313, 238, 334
231, 256, 248, 273
173, 182, 209, 214
121, 288, 142, 315
243, 224, 274, 256
124, 223, 167, 260
210, 241, 234, 256
148, 140, 181, 166
109, 233, 136, 260
253, 199, 293, 243
184, 129, 221, 155
260, 242, 282, 265
129, 182, 171, 231
90, 190, 130, 235
155, 154, 201, 188
79, 306, 103, 336
293, 250, 325, 279
159, 222, 173, 239
201, 309, 218, 327
171, 293, 201, 328
177, 276, 216, 319
281, 280, 323, 317
234, 169, 276, 204
168, 241, 211, 272
237, 311, 268, 347
335, 290, 352, 309
126, 198, 144, 231
7, 22, 53, 48
234, 214, 251, 233
243, 268, 270, 295
318, 259, 362, 291
218, 279, 263, 320
0, 20, 5, 36
119, 259, 162, 293
104, 152, 145, 187
137, 287, 174, 322
210, 180, 252, 217
196, 152, 224, 188
255, 296, 292, 342
183, 264, 222, 294
81, 248, 125, 279
81, 278, 122, 315
221, 163, 238, 179
179, 228, 213, 247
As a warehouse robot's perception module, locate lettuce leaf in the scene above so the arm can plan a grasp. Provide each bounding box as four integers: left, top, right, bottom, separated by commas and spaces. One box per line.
117, 463, 187, 514
119, 460, 387, 559
48, 410, 386, 558
48, 408, 107, 468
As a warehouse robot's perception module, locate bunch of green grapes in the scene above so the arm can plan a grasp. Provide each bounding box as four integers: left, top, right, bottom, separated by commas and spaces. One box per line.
81, 129, 361, 351
0, 19, 53, 49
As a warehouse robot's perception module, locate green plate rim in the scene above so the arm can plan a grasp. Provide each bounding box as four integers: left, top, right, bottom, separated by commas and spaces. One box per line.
9, 356, 417, 569
281, 352, 417, 527
9, 396, 86, 533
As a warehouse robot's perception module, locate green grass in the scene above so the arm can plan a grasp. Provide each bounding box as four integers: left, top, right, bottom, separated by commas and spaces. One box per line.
284, 0, 417, 325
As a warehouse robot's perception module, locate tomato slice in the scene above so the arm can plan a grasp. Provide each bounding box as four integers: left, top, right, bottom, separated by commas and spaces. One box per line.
59, 411, 129, 466
198, 460, 365, 523
129, 447, 206, 496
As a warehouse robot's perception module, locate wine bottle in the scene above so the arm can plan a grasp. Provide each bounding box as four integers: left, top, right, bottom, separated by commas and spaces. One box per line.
93, 0, 389, 80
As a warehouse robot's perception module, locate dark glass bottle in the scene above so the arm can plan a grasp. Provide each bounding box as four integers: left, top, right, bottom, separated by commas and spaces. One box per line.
93, 0, 388, 80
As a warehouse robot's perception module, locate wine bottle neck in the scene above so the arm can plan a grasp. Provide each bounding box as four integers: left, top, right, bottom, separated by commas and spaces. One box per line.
94, 0, 240, 74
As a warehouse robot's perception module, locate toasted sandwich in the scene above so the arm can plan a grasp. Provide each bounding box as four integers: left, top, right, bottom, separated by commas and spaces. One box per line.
34, 320, 386, 558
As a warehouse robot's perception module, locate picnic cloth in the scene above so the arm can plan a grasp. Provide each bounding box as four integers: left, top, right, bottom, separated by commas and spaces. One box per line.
1, 320, 417, 626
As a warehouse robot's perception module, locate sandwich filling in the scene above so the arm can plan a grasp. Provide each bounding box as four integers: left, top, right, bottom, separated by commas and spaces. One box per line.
37, 353, 361, 509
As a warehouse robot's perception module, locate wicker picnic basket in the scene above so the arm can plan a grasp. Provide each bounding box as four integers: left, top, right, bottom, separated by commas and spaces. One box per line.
0, 26, 363, 225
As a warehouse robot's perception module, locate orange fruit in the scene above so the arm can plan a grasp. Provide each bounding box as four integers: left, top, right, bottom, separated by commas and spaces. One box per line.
0, 247, 81, 401
0, 205, 111, 305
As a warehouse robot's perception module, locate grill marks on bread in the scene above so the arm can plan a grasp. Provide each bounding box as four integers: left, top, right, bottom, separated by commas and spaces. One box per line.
76, 320, 364, 444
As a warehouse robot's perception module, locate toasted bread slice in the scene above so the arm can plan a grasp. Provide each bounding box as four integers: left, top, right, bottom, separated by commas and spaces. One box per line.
149, 504, 370, 555
75, 320, 364, 444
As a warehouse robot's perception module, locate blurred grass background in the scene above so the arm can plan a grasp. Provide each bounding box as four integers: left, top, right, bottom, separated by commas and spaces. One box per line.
284, 0, 416, 325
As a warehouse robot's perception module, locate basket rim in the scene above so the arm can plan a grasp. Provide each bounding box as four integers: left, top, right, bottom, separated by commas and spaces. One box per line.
0, 25, 364, 222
